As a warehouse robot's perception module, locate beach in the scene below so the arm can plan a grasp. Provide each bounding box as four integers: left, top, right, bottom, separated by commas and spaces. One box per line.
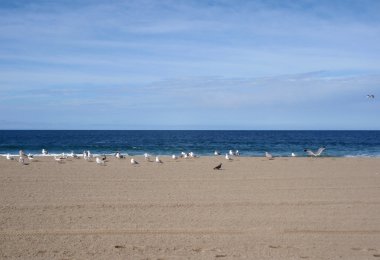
1, 156, 380, 259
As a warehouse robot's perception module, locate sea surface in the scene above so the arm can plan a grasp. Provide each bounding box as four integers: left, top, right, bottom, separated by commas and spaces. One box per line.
0, 130, 379, 157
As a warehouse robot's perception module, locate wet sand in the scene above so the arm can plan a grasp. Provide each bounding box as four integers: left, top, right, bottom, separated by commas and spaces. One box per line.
1, 156, 380, 259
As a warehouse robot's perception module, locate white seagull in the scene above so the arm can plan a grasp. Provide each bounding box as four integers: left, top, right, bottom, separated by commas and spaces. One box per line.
235, 150, 240, 156
265, 152, 274, 160
144, 153, 151, 161
130, 158, 138, 164
54, 156, 64, 163
96, 157, 105, 165
155, 156, 163, 163
304, 147, 326, 157
172, 154, 178, 160
19, 150, 26, 157
229, 150, 234, 156
27, 153, 34, 160
214, 150, 221, 156
18, 156, 25, 165
42, 149, 48, 155
225, 154, 232, 160
189, 152, 197, 158
291, 152, 296, 157
6, 154, 14, 160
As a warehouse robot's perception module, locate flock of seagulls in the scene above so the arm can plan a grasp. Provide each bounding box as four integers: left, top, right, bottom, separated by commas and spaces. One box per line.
4, 147, 327, 170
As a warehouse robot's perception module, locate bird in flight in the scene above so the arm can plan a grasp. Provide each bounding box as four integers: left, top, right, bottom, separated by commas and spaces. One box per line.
367, 94, 375, 99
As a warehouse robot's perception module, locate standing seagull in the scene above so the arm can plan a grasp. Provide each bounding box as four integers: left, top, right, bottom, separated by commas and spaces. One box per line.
291, 152, 296, 157
172, 154, 178, 160
96, 157, 105, 165
214, 150, 221, 156
27, 153, 34, 160
18, 156, 25, 165
225, 154, 232, 160
213, 163, 222, 170
265, 152, 274, 160
155, 156, 163, 163
304, 147, 326, 157
42, 149, 48, 155
6, 154, 14, 160
130, 158, 138, 164
144, 153, 151, 161
54, 156, 64, 163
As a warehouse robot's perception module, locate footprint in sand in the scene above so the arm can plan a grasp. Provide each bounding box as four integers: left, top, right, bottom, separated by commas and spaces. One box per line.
114, 245, 125, 249
373, 254, 380, 257
269, 245, 280, 249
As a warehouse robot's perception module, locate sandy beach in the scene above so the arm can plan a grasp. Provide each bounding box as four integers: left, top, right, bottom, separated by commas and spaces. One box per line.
0, 156, 380, 259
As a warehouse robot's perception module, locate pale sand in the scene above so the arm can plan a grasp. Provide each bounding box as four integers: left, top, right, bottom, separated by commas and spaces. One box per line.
0, 156, 380, 259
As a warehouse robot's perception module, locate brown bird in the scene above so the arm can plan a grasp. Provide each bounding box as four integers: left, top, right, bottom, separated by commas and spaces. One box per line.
213, 163, 222, 170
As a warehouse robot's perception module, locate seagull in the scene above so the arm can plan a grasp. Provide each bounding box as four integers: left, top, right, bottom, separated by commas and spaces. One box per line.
229, 150, 234, 156
100, 155, 107, 161
96, 157, 105, 165
144, 153, 151, 161
172, 154, 178, 160
130, 158, 138, 164
83, 151, 91, 161
235, 150, 240, 156
189, 152, 197, 158
225, 154, 232, 160
367, 94, 375, 99
213, 163, 222, 170
54, 156, 64, 163
115, 152, 125, 159
6, 154, 14, 160
42, 149, 48, 155
265, 152, 274, 160
291, 152, 296, 157
19, 150, 26, 157
27, 153, 34, 160
68, 152, 78, 159
214, 150, 221, 156
304, 147, 326, 157
18, 156, 25, 165
155, 156, 163, 163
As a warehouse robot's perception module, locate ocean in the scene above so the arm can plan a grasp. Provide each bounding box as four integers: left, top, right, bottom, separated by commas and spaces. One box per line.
0, 130, 379, 157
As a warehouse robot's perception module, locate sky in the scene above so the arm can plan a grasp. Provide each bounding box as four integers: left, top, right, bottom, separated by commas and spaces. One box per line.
0, 0, 379, 130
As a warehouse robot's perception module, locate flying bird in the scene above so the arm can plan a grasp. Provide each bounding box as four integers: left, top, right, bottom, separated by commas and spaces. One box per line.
304, 147, 326, 157
367, 94, 375, 99
213, 163, 222, 170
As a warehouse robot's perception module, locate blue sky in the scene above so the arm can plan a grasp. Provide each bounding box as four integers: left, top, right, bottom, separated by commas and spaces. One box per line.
0, 0, 379, 129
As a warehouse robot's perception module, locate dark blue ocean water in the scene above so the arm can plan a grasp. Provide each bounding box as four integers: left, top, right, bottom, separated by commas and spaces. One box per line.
0, 130, 379, 157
